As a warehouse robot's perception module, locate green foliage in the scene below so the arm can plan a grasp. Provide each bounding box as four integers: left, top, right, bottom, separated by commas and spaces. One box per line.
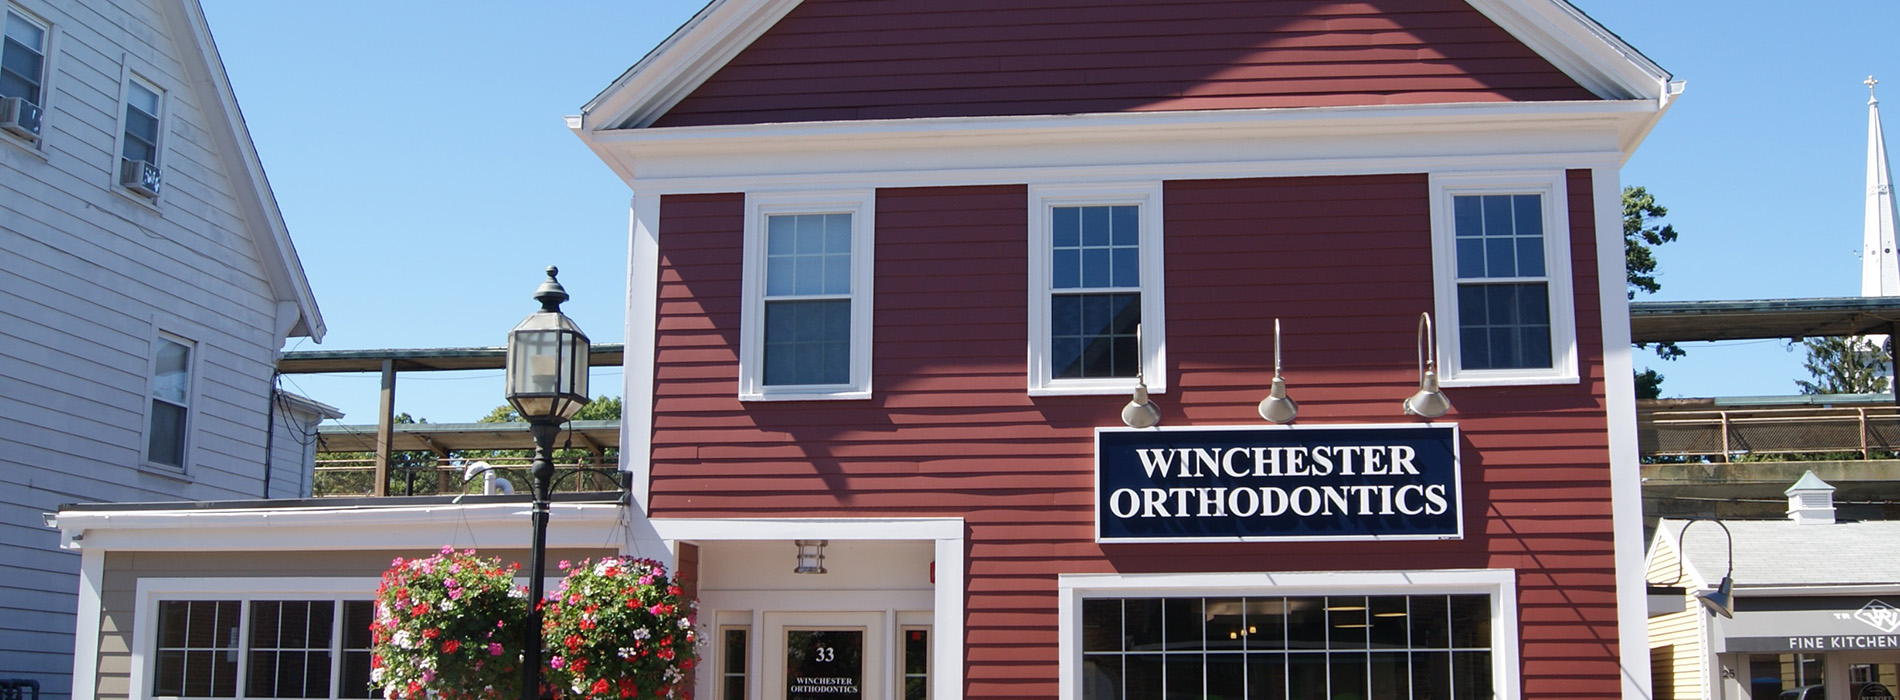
477, 396, 622, 424
1624, 186, 1684, 397
314, 413, 444, 497
1795, 337, 1892, 395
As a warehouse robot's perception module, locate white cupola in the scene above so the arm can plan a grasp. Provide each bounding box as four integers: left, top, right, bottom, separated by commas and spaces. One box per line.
1785, 470, 1837, 525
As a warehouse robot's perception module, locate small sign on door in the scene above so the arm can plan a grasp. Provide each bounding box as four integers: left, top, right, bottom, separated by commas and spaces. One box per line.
786, 630, 863, 700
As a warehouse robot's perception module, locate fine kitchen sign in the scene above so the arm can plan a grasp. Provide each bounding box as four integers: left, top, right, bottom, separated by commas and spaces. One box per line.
1096, 424, 1461, 543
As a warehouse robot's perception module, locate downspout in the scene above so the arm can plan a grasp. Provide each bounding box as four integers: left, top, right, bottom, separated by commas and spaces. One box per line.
262, 374, 278, 498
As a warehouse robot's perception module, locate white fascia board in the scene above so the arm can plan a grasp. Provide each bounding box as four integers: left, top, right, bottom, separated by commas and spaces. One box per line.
578, 0, 799, 131
163, 0, 324, 341
58, 502, 627, 552
651, 517, 965, 541
1738, 584, 1900, 597
587, 100, 1657, 193
1465, 0, 1672, 104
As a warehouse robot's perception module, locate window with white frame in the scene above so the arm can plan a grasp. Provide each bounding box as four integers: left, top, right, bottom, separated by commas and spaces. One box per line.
2, 7, 48, 120
1061, 570, 1518, 700
740, 191, 875, 400
1428, 173, 1576, 386
149, 598, 376, 699
147, 334, 193, 468
118, 73, 164, 197
1028, 184, 1165, 395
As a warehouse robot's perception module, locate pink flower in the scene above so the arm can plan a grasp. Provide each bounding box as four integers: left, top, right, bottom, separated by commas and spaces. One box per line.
489, 643, 503, 656
559, 560, 572, 570
550, 656, 565, 670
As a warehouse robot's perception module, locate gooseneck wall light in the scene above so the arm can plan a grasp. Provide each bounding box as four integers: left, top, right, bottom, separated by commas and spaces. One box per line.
1257, 318, 1298, 424
1120, 324, 1161, 429
1402, 312, 1452, 419
1677, 519, 1737, 619
504, 266, 592, 700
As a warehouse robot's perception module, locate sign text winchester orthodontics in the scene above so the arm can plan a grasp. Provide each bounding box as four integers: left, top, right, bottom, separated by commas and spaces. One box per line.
1096, 425, 1461, 542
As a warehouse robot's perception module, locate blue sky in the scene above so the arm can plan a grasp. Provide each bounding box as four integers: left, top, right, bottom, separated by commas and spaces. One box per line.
200, 1, 1900, 425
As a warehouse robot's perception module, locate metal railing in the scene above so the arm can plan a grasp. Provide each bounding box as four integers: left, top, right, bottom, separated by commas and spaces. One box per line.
1639, 402, 1900, 461
312, 452, 622, 498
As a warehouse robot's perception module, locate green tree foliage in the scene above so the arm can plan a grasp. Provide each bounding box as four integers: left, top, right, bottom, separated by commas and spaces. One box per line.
476, 395, 622, 424
313, 413, 440, 497
1625, 186, 1683, 399
466, 396, 624, 491
1796, 337, 1892, 395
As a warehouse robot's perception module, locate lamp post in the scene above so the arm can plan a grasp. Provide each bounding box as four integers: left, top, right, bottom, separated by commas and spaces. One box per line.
504, 266, 591, 700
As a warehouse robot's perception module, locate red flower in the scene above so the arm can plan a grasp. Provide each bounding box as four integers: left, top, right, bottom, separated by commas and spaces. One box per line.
591, 679, 611, 697
423, 628, 440, 639
667, 585, 683, 597
617, 679, 637, 697
443, 639, 461, 654
566, 634, 584, 650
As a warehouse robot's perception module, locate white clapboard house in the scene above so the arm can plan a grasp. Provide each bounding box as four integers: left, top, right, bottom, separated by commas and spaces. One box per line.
1, 1, 327, 698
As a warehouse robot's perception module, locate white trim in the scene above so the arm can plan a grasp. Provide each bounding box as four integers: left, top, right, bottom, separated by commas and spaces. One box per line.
56, 501, 629, 552
1056, 568, 1521, 700
1462, 0, 1672, 104
624, 192, 661, 497
1595, 166, 1651, 700
739, 190, 876, 401
70, 546, 104, 700
1026, 182, 1166, 395
1428, 170, 1580, 387
582, 100, 1656, 195
130, 577, 382, 700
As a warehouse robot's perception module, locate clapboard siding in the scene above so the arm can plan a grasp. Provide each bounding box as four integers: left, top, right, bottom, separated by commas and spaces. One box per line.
648, 172, 1617, 698
651, 0, 1594, 127
2, 1, 313, 697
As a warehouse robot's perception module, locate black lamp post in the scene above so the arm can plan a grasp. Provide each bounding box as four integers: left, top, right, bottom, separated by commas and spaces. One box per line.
504, 266, 591, 700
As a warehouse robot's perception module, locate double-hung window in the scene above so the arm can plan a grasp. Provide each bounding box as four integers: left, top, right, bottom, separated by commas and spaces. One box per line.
147, 334, 193, 468
118, 74, 164, 197
739, 191, 874, 401
1029, 184, 1165, 395
2, 7, 47, 139
1428, 172, 1576, 386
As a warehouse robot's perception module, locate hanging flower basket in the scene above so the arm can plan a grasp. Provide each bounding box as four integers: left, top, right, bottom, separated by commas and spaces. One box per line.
371, 546, 529, 700
541, 557, 700, 699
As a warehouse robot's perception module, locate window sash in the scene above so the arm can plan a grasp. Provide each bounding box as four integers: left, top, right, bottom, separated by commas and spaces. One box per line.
1028, 184, 1164, 395
152, 599, 375, 700
1428, 172, 1575, 386
123, 79, 161, 164
740, 192, 874, 400
148, 336, 192, 467
1, 10, 44, 104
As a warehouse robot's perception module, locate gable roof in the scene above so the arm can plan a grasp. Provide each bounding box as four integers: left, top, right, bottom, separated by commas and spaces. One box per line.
580, 0, 1672, 133
1652, 518, 1900, 590
159, 0, 325, 341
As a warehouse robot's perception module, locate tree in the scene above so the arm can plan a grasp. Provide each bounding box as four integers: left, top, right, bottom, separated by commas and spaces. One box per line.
466, 396, 624, 491
1795, 337, 1892, 395
475, 395, 622, 423
1625, 186, 1683, 399
313, 412, 440, 497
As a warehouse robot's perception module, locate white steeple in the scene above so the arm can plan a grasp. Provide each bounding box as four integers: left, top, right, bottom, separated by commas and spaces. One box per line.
1863, 76, 1900, 296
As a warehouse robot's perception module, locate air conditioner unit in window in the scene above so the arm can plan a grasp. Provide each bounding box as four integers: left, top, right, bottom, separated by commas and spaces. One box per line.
120, 158, 162, 197
0, 96, 43, 141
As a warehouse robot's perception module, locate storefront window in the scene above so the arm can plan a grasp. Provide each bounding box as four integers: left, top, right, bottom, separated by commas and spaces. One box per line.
1082, 594, 1492, 700
1750, 654, 1826, 700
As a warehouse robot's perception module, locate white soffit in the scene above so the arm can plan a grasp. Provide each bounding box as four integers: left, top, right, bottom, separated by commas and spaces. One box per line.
578, 0, 1674, 136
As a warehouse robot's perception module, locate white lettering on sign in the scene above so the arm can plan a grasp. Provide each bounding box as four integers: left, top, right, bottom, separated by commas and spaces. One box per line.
1132, 446, 1423, 479
789, 678, 861, 694
1856, 600, 1900, 634
1106, 485, 1450, 519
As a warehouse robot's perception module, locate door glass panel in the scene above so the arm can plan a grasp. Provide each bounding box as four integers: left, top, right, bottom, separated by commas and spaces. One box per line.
786, 630, 863, 700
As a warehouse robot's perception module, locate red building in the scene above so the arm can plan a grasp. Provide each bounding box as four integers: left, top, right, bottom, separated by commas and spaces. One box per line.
571, 1, 1677, 699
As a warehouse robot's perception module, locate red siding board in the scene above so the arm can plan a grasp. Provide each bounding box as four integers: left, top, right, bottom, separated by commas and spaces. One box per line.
650, 173, 1615, 699
650, 0, 1594, 127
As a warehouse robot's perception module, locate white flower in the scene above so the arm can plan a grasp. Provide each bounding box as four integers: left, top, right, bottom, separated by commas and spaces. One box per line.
440, 600, 456, 612
631, 628, 650, 640
371, 668, 385, 684
509, 587, 527, 599
676, 618, 692, 629
392, 630, 413, 649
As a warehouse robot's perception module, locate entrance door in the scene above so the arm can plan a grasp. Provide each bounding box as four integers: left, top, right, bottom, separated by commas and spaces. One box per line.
762, 612, 885, 700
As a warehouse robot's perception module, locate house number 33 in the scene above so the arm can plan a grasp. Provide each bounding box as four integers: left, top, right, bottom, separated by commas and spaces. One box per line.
814, 646, 835, 662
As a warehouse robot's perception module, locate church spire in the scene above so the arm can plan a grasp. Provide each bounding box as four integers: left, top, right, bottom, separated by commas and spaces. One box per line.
1863, 76, 1900, 296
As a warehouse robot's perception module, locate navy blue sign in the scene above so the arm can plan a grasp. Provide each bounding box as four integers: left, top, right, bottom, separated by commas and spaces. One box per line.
1096, 425, 1461, 542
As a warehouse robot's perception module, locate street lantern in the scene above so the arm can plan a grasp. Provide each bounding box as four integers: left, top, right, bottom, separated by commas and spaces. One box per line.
506, 267, 590, 422
504, 266, 591, 700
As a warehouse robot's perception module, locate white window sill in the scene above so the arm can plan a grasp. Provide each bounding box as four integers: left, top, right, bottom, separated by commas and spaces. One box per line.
1029, 381, 1167, 397
136, 463, 193, 483
1439, 370, 1580, 388
740, 388, 872, 402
